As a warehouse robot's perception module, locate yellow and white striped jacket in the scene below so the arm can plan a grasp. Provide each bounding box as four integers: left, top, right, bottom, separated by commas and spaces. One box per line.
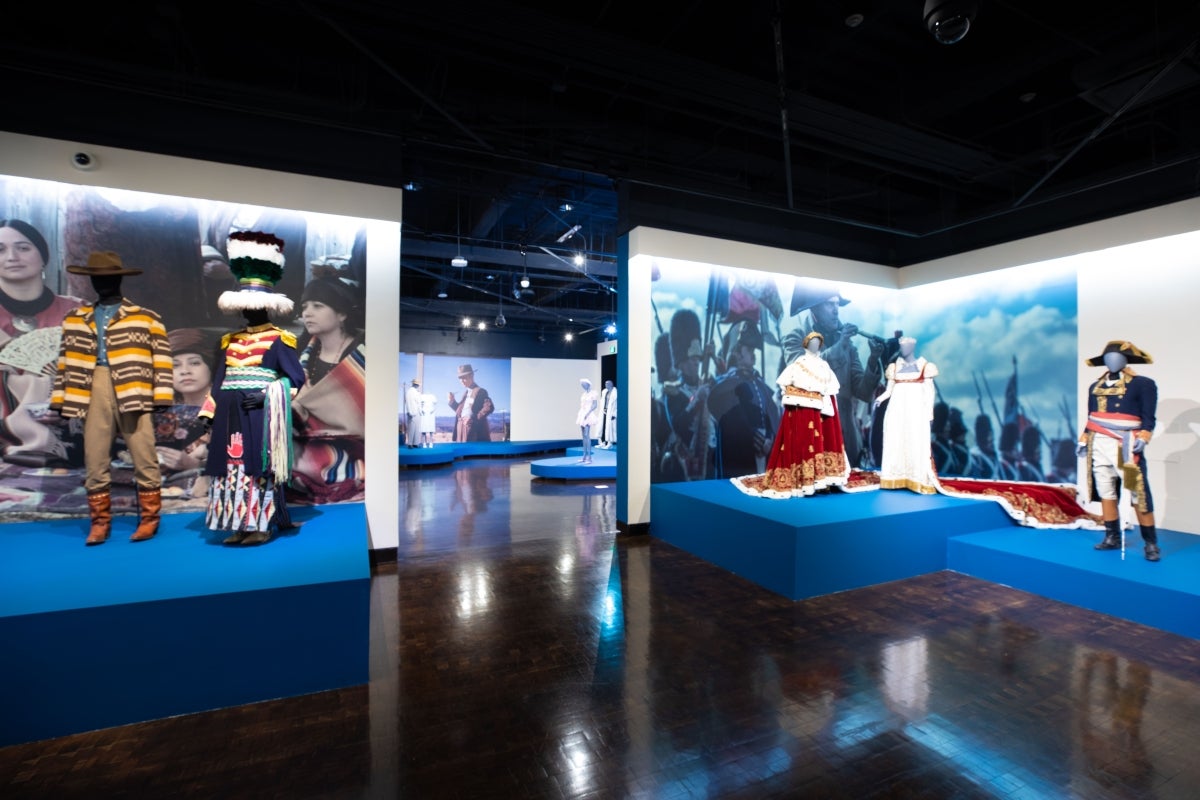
50, 300, 175, 419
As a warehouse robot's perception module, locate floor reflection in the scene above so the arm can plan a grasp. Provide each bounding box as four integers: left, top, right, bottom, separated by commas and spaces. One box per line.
8, 461, 1200, 798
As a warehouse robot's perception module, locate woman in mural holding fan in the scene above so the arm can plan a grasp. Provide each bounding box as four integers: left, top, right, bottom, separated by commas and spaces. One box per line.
289, 274, 367, 504
0, 218, 83, 467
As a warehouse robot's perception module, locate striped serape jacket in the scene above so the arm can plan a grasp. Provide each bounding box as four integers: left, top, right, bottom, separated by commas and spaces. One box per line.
50, 300, 175, 419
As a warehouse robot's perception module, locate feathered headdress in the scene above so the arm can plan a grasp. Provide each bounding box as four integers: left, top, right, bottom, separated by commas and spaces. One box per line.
218, 231, 294, 316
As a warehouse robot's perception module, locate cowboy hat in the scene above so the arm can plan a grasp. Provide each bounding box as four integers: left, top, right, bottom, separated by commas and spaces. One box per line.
66, 250, 143, 276
1085, 340, 1152, 366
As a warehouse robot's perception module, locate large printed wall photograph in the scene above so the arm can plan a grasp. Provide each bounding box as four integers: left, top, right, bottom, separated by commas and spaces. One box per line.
0, 174, 368, 519
399, 354, 512, 444
648, 257, 1079, 487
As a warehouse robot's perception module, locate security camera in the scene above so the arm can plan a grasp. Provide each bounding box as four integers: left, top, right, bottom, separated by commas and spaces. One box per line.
71, 151, 98, 171
923, 0, 978, 45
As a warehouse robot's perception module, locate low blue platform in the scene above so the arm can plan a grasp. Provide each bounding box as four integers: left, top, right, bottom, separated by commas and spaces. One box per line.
652, 481, 1012, 601
530, 448, 617, 480
949, 526, 1200, 640
399, 439, 576, 468
651, 480, 1200, 640
0, 503, 370, 746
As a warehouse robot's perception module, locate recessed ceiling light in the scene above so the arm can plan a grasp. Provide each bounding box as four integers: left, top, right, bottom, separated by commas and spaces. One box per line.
437, 291, 448, 299
451, 256, 468, 268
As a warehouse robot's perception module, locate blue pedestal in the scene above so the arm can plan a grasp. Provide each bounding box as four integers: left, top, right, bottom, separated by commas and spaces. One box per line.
399, 439, 577, 467
531, 448, 617, 479
0, 503, 370, 746
948, 526, 1200, 640
651, 481, 1012, 600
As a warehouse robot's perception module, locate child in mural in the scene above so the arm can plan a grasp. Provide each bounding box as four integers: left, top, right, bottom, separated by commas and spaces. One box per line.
0, 219, 84, 469
290, 275, 366, 504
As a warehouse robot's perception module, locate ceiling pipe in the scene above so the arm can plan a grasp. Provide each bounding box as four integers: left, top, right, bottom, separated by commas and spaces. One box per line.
1013, 36, 1199, 208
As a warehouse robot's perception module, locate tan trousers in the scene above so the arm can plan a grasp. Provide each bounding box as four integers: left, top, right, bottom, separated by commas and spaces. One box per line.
83, 366, 161, 493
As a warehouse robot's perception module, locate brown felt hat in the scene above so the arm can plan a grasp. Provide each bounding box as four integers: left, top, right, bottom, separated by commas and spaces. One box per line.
65, 250, 143, 276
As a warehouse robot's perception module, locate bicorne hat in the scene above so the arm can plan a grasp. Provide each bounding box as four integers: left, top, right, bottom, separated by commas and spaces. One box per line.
1085, 340, 1152, 367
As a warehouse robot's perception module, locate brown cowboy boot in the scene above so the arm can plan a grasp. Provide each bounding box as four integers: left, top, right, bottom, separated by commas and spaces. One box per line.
85, 490, 112, 546
130, 488, 162, 542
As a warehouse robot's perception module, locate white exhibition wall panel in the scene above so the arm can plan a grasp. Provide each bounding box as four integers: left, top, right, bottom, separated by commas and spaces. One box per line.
510, 357, 601, 441
625, 214, 1200, 535
1077, 230, 1200, 535
0, 131, 403, 549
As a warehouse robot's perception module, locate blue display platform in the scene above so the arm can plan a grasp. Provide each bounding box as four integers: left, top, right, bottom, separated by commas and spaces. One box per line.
399, 439, 576, 468
949, 526, 1200, 640
652, 480, 1200, 640
652, 481, 1016, 601
0, 502, 370, 746
530, 447, 617, 480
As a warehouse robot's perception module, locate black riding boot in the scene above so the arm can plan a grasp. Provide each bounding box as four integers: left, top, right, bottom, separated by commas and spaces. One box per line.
1141, 524, 1160, 562
1094, 519, 1121, 551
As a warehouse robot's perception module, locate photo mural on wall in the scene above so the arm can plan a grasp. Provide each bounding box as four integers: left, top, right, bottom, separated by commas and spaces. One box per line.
649, 258, 1079, 486
0, 174, 367, 520
399, 354, 513, 444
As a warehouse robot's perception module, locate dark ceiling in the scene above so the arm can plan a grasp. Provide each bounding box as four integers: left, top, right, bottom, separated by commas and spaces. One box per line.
4, 1, 1200, 336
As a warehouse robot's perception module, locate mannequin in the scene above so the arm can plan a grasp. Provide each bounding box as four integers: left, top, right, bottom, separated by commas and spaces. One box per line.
874, 336, 940, 494
598, 380, 618, 449
576, 378, 599, 464
1077, 341, 1159, 561
731, 331, 849, 498
200, 232, 305, 545
51, 251, 174, 545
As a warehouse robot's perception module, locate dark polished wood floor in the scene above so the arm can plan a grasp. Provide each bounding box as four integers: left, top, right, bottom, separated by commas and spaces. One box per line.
4, 459, 1200, 799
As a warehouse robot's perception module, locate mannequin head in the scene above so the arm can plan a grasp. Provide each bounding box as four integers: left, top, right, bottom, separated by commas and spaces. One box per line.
898, 336, 917, 359
1103, 351, 1128, 374
604, 380, 613, 390
803, 331, 824, 355
90, 274, 123, 304
580, 378, 592, 392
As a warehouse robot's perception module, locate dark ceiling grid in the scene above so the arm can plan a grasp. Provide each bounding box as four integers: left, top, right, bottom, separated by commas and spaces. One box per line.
3, 1, 1200, 329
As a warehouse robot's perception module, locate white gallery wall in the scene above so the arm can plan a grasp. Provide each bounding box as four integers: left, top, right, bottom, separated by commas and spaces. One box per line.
510, 358, 602, 441
0, 131, 403, 550
621, 196, 1200, 534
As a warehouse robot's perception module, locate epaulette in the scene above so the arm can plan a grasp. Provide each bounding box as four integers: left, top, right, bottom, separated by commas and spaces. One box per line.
278, 329, 298, 349
220, 332, 234, 350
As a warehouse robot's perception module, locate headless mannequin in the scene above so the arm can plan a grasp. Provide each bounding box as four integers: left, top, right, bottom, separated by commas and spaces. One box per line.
1093, 352, 1154, 530
806, 336, 822, 355
92, 274, 123, 306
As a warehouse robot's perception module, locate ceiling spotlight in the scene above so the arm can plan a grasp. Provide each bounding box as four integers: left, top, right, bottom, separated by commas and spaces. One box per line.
564, 332, 574, 342
402, 180, 422, 192
477, 321, 487, 331
923, 0, 977, 45
559, 202, 574, 212
462, 317, 471, 327
845, 12, 864, 28
437, 291, 448, 299
573, 253, 586, 267
451, 256, 468, 268
519, 275, 530, 289
495, 312, 507, 328
604, 323, 617, 336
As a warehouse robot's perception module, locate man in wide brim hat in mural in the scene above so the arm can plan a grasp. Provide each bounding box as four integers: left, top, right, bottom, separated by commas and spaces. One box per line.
447, 363, 494, 442
781, 278, 884, 469
1078, 339, 1161, 560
